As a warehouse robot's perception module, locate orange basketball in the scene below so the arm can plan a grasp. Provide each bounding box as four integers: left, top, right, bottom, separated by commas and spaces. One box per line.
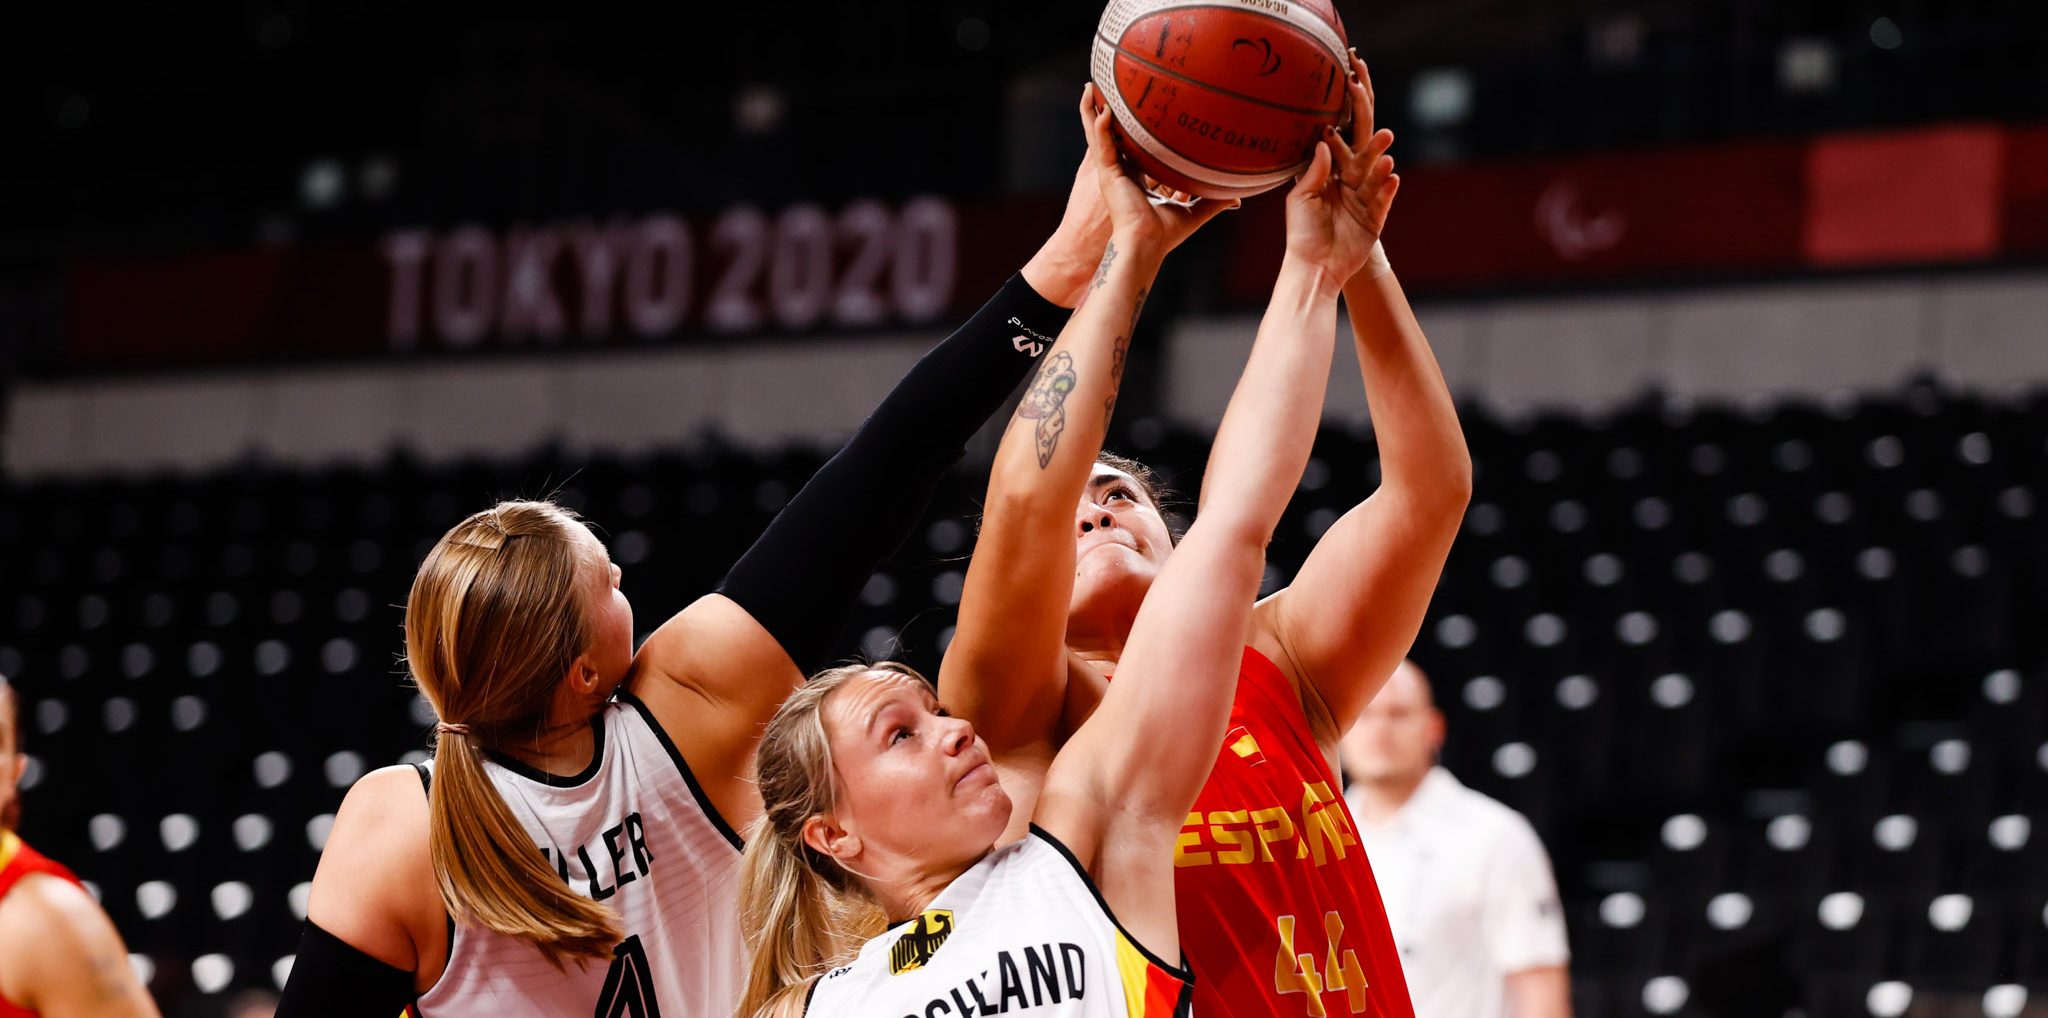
1092, 0, 1351, 199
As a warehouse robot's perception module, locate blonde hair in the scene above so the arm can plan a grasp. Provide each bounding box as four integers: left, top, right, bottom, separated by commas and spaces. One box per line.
734, 662, 920, 1018
405, 499, 620, 965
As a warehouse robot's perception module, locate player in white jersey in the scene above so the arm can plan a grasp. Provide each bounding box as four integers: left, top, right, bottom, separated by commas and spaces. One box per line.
406, 698, 745, 1016
732, 86, 1394, 1018
273, 132, 1141, 1016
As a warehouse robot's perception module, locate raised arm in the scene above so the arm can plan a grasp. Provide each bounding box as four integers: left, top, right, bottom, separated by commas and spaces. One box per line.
940, 87, 1232, 829
625, 136, 1120, 818
1036, 116, 1400, 957
1259, 58, 1473, 743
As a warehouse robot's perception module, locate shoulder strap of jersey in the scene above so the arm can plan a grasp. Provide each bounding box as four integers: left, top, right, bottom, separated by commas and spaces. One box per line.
1024, 826, 1193, 982
1025, 827, 1194, 1018
0, 832, 81, 901
402, 761, 457, 977
614, 691, 744, 851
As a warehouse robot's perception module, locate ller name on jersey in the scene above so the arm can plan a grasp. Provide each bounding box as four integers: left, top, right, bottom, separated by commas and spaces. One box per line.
825, 941, 1091, 1017
535, 811, 655, 901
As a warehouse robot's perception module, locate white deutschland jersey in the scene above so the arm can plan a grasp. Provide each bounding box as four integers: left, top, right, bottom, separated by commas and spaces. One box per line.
415, 693, 744, 1018
807, 826, 1193, 1018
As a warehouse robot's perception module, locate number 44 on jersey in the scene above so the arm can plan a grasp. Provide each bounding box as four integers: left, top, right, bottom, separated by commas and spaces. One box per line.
1274, 911, 1370, 1017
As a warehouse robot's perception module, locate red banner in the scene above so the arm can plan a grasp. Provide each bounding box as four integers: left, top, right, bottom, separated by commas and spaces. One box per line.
1804, 125, 2004, 266
59, 121, 2047, 371
65, 198, 1049, 370
1225, 120, 2048, 300
2002, 124, 2048, 256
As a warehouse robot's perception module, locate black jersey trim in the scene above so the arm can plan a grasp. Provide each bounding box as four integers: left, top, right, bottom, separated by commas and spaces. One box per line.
616, 690, 746, 852
1026, 824, 1197, 985
404, 763, 455, 1006
484, 709, 608, 788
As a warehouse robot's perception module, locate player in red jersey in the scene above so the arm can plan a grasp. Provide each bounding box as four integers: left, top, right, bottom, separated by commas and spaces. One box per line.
0, 678, 161, 1018
948, 56, 1470, 1018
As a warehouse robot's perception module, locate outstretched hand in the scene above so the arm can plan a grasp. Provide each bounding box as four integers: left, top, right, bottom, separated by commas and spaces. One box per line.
1284, 54, 1399, 281
1083, 84, 1237, 262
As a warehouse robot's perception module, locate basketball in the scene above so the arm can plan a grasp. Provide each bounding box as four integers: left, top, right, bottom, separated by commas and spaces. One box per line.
1092, 0, 1351, 199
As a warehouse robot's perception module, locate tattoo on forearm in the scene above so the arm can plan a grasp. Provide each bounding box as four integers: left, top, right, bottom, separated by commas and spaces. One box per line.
1016, 351, 1077, 467
1091, 241, 1118, 290
1103, 288, 1146, 418
1104, 334, 1129, 417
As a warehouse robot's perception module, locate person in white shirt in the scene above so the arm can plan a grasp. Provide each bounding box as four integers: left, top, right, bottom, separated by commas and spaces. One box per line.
1342, 660, 1574, 1018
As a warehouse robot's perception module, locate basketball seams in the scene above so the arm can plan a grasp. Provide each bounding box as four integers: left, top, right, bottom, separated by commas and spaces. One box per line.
1092, 40, 1293, 190
1100, 0, 1346, 63
1092, 0, 1348, 195
1103, 33, 1344, 118
1107, 50, 1322, 174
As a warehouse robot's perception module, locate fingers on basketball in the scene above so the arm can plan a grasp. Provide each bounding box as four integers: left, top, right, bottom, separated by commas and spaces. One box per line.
1323, 123, 1355, 166
1345, 59, 1375, 141
1073, 85, 1108, 192
1088, 106, 1121, 169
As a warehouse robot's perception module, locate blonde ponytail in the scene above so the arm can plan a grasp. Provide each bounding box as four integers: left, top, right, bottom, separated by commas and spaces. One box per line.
407, 500, 621, 965
734, 664, 908, 1018
429, 732, 619, 963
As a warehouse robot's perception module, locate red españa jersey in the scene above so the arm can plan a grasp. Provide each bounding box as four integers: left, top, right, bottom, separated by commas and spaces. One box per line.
0, 831, 86, 1018
1172, 648, 1414, 1018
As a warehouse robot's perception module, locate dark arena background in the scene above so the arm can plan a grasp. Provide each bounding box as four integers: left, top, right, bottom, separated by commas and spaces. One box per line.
4, 2, 2047, 1015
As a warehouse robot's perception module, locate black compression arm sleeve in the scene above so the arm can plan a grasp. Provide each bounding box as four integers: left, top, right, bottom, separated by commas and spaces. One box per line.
274, 921, 416, 1018
718, 272, 1066, 674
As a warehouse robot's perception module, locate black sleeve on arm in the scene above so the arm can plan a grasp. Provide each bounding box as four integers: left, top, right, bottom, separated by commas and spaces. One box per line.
718, 272, 1067, 674
274, 921, 416, 1018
